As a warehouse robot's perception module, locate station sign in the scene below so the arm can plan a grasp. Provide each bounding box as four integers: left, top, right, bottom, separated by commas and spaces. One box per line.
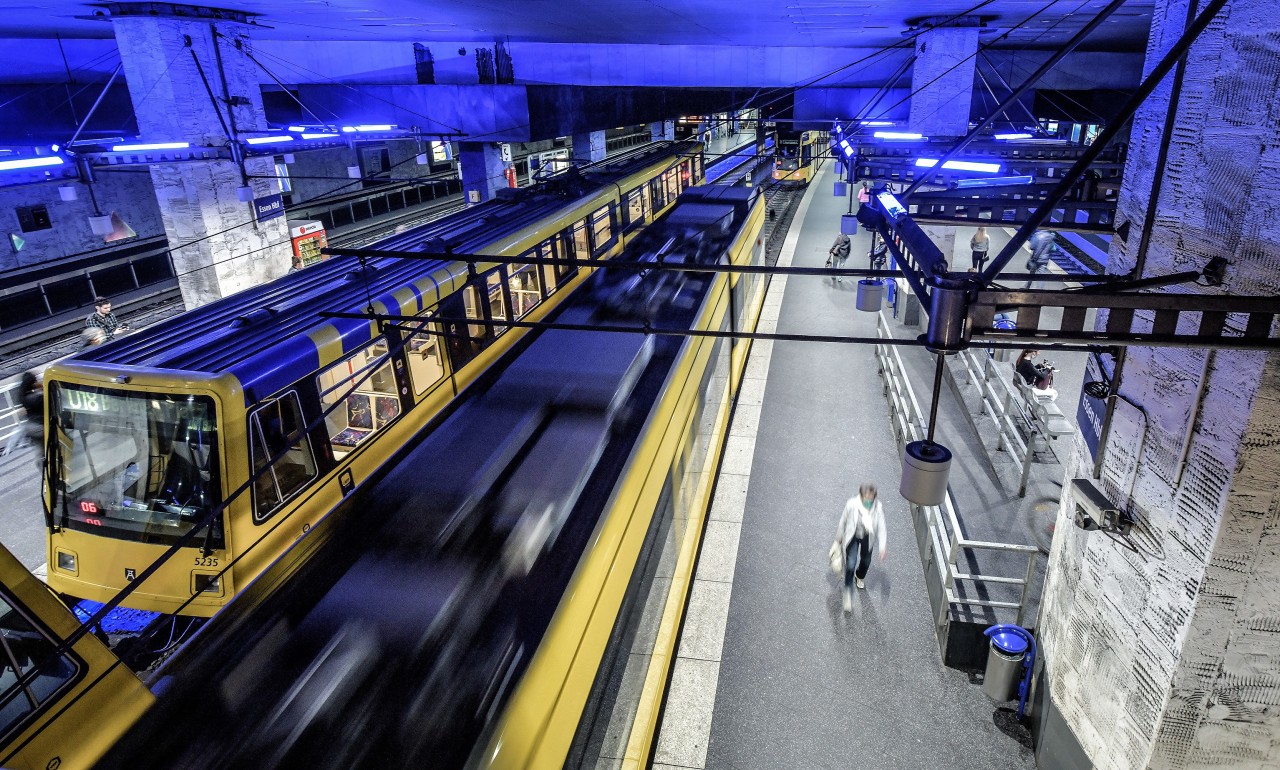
253, 193, 285, 222
1077, 354, 1112, 461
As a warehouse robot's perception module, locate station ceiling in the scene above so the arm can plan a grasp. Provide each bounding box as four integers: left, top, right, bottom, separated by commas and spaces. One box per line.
1, 0, 1155, 51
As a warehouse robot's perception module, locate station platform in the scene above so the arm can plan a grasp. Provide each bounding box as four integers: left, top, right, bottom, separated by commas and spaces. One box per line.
650, 161, 1055, 769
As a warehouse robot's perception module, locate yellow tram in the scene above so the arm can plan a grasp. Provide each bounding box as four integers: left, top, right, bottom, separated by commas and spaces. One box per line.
773, 129, 827, 185
42, 143, 705, 618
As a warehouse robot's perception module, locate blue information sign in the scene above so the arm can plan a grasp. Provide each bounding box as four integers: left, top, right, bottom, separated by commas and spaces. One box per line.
1076, 355, 1111, 461
253, 193, 285, 222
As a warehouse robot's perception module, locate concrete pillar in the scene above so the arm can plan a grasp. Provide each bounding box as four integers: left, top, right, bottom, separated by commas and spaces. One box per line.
571, 130, 606, 164
908, 22, 979, 138
112, 9, 290, 308
1036, 1, 1280, 768
649, 120, 674, 142
458, 142, 505, 204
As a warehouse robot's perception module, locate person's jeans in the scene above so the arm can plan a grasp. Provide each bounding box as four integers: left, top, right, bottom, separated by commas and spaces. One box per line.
844, 535, 872, 589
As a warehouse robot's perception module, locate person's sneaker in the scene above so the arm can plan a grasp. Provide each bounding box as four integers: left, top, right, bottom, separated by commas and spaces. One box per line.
856, 577, 865, 590
842, 589, 852, 613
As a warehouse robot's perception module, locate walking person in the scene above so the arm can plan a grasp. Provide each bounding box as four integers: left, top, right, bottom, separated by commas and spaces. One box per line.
970, 226, 990, 272
827, 232, 851, 283
1025, 230, 1057, 288
835, 483, 887, 612
18, 368, 44, 465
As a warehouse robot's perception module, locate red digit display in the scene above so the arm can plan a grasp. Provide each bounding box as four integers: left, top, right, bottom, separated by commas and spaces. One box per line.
80, 501, 98, 514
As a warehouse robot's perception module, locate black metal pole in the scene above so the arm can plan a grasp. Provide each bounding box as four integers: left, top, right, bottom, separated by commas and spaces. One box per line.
926, 352, 945, 443
978, 0, 1229, 284
903, 0, 1128, 196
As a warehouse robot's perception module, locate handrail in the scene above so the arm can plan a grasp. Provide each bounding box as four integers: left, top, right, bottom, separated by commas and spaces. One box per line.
874, 312, 1039, 628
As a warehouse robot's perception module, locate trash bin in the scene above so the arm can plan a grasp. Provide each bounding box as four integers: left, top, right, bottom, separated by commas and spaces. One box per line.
983, 625, 1031, 702
855, 279, 885, 312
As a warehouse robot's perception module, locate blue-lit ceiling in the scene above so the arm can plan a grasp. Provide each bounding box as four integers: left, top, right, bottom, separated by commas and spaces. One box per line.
0, 0, 1154, 50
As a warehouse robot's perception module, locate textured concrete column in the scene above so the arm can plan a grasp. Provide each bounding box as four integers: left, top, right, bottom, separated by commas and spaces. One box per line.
1037, 1, 1280, 768
908, 23, 979, 138
112, 12, 289, 308
571, 130, 606, 164
649, 120, 674, 142
458, 142, 505, 204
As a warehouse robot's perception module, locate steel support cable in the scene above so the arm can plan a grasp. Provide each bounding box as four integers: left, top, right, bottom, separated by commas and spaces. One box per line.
227, 34, 335, 131
250, 46, 464, 135
859, 0, 1067, 128
978, 0, 1230, 284
904, 0, 1126, 195
644, 0, 998, 146
994, 52, 1110, 122
977, 53, 1051, 127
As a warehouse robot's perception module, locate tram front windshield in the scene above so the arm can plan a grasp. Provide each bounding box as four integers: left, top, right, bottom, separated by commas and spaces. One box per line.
778, 141, 800, 170
48, 383, 223, 547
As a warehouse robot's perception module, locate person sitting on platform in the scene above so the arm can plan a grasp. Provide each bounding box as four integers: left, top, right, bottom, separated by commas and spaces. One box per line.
1015, 349, 1057, 400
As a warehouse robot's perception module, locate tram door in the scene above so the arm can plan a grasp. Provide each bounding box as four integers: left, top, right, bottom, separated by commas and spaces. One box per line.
439, 291, 483, 371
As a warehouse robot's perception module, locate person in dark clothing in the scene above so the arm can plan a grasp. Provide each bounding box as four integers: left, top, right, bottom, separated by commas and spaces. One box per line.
19, 370, 43, 464
85, 296, 130, 341
1015, 349, 1057, 398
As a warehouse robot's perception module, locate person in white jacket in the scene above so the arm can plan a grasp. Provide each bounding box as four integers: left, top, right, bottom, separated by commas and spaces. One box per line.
836, 484, 887, 612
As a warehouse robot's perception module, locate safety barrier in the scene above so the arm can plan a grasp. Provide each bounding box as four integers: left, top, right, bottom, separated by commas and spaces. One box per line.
874, 312, 1039, 654
290, 176, 463, 232
909, 195, 1117, 234
0, 378, 26, 456
952, 347, 1039, 496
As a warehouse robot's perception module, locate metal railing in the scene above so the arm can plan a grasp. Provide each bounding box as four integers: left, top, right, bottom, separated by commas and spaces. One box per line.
909, 194, 1117, 234
0, 378, 27, 455
953, 348, 1040, 496
874, 312, 1039, 632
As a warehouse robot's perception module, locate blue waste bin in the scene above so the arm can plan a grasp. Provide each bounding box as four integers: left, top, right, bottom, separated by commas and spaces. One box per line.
982, 624, 1036, 717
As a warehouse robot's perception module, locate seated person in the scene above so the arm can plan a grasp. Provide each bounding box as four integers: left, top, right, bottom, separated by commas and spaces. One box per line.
1014, 349, 1057, 399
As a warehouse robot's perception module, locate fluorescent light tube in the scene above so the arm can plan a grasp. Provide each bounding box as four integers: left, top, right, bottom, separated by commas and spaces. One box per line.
112, 141, 190, 151
994, 133, 1033, 140
245, 136, 295, 145
0, 155, 65, 171
914, 158, 1003, 173
874, 131, 923, 140
302, 133, 339, 139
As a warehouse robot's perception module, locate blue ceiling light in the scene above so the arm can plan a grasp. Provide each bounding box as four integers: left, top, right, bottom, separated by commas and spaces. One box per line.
874, 131, 924, 140
915, 158, 1003, 173
340, 126, 357, 133
0, 155, 65, 172
302, 132, 340, 139
994, 133, 1034, 140
354, 124, 395, 132
955, 175, 1035, 188
50, 144, 60, 152
861, 120, 895, 127
245, 135, 296, 145
112, 141, 190, 152
287, 125, 307, 132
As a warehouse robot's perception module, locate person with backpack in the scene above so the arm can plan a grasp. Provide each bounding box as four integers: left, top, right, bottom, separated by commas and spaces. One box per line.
827, 232, 852, 283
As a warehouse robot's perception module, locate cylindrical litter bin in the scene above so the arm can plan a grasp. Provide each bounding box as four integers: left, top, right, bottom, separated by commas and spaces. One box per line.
855, 279, 886, 312
900, 440, 952, 506
983, 627, 1030, 702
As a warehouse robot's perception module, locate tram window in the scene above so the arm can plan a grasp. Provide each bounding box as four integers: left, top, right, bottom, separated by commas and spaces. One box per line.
649, 178, 664, 211
487, 271, 509, 335
248, 392, 317, 519
590, 205, 612, 256
407, 323, 447, 395
316, 339, 402, 459
0, 592, 80, 738
537, 240, 560, 296
626, 188, 646, 229
664, 169, 680, 202
570, 221, 591, 260
463, 284, 487, 339
509, 263, 541, 318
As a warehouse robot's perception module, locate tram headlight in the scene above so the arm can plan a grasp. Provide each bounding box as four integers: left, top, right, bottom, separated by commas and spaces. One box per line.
56, 550, 77, 574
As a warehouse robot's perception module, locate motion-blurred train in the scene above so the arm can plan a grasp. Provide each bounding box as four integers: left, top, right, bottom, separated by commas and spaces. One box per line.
89, 183, 768, 770
40, 141, 705, 622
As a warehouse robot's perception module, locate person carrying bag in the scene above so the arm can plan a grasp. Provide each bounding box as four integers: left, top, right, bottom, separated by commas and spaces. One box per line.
832, 484, 887, 612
